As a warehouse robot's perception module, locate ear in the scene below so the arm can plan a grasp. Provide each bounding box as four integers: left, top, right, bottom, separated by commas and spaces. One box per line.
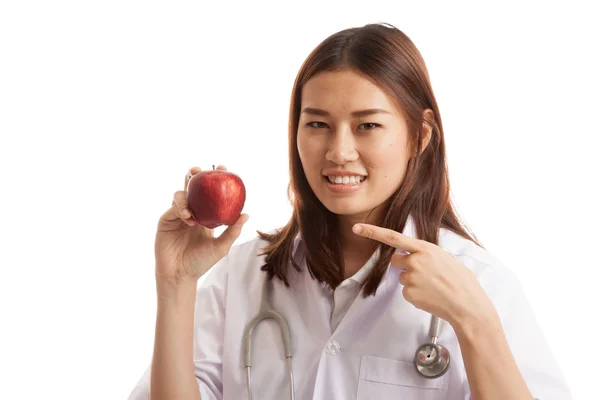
419, 109, 435, 155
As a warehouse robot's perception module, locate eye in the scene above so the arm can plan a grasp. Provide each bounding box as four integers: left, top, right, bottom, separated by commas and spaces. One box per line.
306, 121, 329, 129
358, 123, 382, 131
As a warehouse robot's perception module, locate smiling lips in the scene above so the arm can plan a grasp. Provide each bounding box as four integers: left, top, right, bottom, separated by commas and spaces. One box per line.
322, 171, 367, 193
323, 169, 367, 184
326, 175, 365, 184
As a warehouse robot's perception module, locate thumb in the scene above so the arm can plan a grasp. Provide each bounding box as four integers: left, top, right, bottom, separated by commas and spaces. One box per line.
215, 213, 250, 250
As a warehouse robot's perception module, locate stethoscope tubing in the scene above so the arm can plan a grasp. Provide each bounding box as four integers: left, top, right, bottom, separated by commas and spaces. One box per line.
243, 273, 450, 399
243, 275, 295, 400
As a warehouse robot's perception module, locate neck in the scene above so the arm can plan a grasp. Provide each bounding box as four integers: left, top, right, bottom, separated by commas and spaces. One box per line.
338, 214, 378, 255
337, 207, 385, 277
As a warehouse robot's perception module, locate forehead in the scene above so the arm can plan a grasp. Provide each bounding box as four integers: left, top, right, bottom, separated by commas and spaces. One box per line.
301, 69, 398, 113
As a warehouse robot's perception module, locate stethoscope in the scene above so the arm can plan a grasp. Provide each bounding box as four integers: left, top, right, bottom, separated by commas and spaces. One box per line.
242, 272, 451, 400
243, 274, 295, 400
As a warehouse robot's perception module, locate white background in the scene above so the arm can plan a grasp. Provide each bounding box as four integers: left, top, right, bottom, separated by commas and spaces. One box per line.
1, 1, 598, 399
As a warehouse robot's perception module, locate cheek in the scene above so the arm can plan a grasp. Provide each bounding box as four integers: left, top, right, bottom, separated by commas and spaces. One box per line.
296, 134, 321, 185
297, 133, 320, 166
364, 140, 409, 180
366, 136, 406, 159
297, 134, 308, 164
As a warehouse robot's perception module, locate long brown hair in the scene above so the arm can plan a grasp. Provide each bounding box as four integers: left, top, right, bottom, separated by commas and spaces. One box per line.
257, 23, 483, 297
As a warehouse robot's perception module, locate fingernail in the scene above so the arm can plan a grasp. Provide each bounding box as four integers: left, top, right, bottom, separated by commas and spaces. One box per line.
352, 224, 362, 234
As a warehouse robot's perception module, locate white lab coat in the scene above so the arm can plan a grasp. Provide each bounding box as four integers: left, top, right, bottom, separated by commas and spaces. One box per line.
128, 215, 571, 399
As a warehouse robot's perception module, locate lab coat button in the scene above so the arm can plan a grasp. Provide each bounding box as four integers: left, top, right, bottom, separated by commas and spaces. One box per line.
325, 340, 340, 355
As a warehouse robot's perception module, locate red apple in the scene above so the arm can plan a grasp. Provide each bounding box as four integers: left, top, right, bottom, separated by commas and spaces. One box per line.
187, 166, 246, 229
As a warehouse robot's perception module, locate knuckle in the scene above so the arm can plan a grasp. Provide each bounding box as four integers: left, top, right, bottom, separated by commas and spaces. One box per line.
399, 272, 408, 285
425, 242, 437, 253
385, 232, 397, 246
173, 191, 186, 206
405, 256, 419, 270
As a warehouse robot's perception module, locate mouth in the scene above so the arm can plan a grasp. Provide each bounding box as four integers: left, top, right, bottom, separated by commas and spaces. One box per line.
322, 175, 368, 192
323, 175, 367, 185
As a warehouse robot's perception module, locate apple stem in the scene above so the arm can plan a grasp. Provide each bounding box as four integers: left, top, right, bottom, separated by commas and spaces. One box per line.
212, 165, 215, 170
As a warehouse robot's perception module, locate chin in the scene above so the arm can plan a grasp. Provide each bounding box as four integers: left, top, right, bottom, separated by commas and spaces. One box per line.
320, 198, 373, 216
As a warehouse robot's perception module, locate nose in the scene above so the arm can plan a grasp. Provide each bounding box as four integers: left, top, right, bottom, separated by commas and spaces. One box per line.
325, 127, 358, 164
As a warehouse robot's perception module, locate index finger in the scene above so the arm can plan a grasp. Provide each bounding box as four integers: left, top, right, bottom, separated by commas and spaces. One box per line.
352, 223, 424, 253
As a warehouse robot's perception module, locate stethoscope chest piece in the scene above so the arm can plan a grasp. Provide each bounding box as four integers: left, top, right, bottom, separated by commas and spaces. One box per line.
414, 342, 450, 379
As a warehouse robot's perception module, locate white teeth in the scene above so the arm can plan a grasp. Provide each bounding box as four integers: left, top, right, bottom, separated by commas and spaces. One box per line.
327, 175, 365, 184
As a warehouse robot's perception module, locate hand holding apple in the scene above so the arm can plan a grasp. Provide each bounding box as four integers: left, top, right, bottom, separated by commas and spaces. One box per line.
187, 165, 246, 229
154, 165, 249, 284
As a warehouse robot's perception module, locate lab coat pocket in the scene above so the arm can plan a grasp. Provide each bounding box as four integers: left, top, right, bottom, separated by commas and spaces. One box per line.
356, 355, 448, 400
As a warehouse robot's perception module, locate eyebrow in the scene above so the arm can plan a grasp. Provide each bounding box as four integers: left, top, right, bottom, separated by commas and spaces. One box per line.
300, 107, 391, 118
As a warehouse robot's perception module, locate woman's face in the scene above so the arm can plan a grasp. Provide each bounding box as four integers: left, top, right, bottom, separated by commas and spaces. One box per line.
297, 69, 424, 220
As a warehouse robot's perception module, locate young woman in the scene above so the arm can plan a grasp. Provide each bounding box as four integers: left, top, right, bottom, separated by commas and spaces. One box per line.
129, 23, 570, 400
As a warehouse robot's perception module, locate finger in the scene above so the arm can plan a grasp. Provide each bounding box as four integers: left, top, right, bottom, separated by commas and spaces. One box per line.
352, 223, 423, 253
215, 165, 227, 171
390, 251, 411, 272
160, 202, 195, 226
184, 166, 202, 191
173, 190, 196, 226
161, 203, 181, 222
398, 269, 411, 286
214, 213, 249, 250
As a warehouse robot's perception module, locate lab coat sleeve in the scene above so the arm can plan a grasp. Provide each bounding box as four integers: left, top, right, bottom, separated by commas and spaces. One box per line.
462, 261, 571, 400
126, 254, 231, 400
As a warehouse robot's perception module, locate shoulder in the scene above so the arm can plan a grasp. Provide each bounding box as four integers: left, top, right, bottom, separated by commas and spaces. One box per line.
438, 227, 523, 297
